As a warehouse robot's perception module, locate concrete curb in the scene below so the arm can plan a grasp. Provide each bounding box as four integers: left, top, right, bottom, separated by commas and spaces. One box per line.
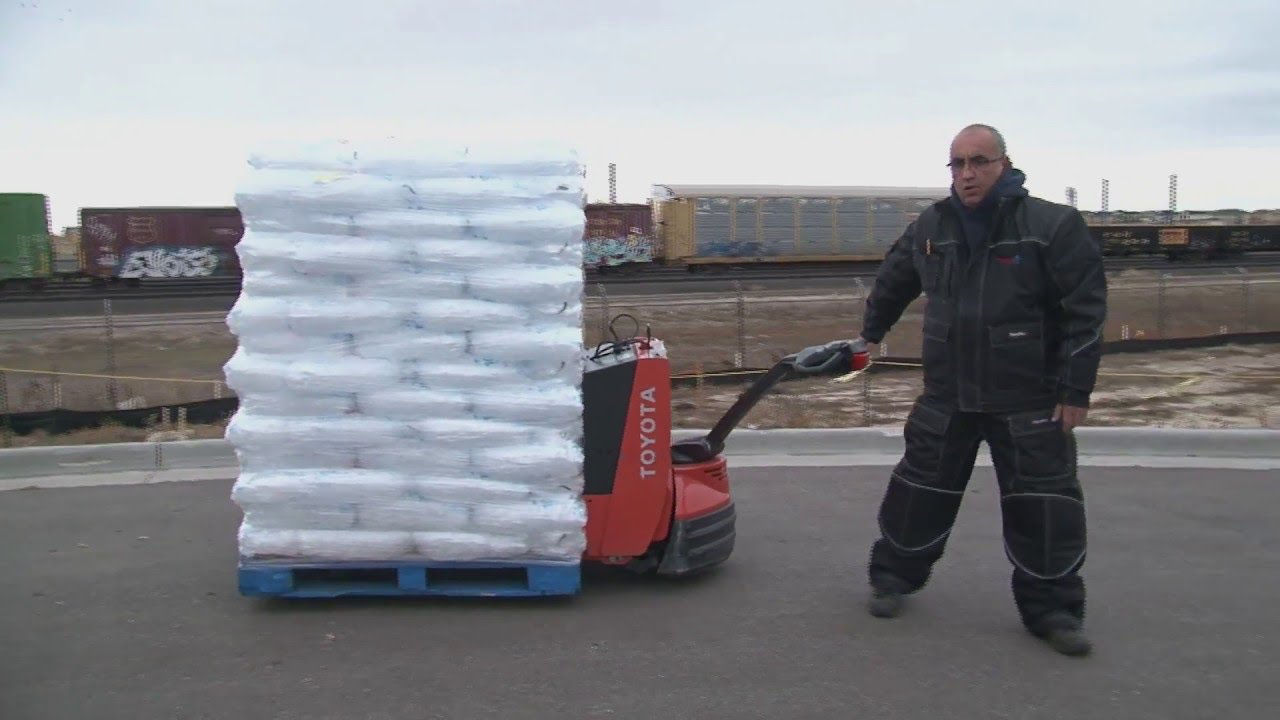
0, 439, 236, 481
2, 427, 1278, 490
714, 427, 1280, 460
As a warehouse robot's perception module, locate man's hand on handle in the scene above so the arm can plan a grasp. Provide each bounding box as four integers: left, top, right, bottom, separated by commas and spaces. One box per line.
793, 337, 871, 375
1053, 404, 1088, 432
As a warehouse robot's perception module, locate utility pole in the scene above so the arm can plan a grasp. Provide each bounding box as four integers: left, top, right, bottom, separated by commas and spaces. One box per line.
608, 163, 617, 204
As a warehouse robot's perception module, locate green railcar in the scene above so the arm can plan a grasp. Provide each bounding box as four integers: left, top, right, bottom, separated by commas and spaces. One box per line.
0, 193, 53, 285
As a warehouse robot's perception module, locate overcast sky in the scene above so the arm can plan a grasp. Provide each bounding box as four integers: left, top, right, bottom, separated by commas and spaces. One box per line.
2, 0, 1278, 230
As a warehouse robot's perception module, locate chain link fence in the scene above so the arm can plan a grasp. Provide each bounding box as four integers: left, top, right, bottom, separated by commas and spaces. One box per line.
2, 270, 1279, 443
587, 270, 1280, 371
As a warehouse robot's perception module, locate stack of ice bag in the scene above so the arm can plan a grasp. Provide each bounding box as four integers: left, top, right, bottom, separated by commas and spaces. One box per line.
224, 139, 588, 564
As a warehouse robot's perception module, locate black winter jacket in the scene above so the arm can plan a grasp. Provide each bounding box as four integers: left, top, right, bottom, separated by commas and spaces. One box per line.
860, 193, 1107, 412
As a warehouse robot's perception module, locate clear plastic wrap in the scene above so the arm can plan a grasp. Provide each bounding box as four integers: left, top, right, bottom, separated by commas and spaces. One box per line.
236, 169, 583, 216
227, 294, 582, 338
227, 140, 588, 564
247, 138, 583, 178
241, 204, 584, 249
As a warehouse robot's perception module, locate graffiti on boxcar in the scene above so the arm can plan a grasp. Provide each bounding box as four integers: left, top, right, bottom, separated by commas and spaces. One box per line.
125, 215, 160, 245
584, 229, 653, 267
86, 217, 120, 267
118, 247, 219, 278
85, 217, 117, 243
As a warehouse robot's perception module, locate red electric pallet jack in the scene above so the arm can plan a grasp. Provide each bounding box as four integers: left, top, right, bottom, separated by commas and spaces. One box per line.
580, 317, 868, 575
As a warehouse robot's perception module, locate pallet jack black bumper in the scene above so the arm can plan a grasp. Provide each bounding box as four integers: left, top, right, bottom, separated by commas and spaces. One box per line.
657, 501, 737, 576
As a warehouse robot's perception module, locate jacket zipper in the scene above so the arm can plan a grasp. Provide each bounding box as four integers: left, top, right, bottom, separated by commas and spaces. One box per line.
952, 210, 971, 411
942, 207, 973, 412
973, 198, 1014, 411
973, 249, 988, 411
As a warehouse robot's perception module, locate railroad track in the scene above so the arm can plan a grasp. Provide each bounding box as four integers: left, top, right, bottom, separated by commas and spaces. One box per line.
2, 253, 1278, 303
0, 277, 241, 303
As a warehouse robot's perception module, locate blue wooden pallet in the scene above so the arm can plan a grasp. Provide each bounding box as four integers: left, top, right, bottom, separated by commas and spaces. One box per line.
238, 560, 581, 598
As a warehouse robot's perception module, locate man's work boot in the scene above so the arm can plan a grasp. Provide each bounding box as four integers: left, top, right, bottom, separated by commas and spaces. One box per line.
1044, 626, 1093, 657
867, 588, 905, 619
1031, 613, 1092, 656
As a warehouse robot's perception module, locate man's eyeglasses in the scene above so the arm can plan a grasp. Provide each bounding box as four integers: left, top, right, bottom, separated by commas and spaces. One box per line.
947, 155, 1004, 172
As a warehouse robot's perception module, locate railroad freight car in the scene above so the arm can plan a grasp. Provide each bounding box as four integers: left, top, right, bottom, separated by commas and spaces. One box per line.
0, 192, 53, 289
79, 207, 244, 281
1087, 224, 1280, 259
653, 185, 949, 267
584, 202, 656, 269
1222, 224, 1280, 253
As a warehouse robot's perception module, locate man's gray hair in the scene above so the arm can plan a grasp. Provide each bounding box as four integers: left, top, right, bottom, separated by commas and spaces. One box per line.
960, 123, 1007, 156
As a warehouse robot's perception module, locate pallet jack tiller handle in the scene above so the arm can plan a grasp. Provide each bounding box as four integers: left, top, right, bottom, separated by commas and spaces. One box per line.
672, 339, 869, 464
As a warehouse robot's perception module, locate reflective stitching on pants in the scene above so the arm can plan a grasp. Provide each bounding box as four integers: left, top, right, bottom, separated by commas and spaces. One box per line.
890, 470, 964, 495
1003, 541, 1087, 581
881, 402, 959, 554
1002, 492, 1085, 506
879, 474, 961, 553
1001, 493, 1086, 580
1069, 329, 1100, 357
879, 516, 953, 554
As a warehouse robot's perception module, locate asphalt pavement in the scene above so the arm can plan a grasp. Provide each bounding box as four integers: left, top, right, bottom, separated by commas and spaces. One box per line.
2, 465, 1278, 719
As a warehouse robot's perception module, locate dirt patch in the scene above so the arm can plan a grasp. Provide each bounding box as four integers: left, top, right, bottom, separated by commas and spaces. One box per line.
671, 343, 1280, 431
0, 325, 235, 412
589, 269, 1280, 374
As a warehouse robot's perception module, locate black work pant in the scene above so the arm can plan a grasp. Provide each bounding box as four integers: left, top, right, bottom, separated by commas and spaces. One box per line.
868, 396, 1087, 635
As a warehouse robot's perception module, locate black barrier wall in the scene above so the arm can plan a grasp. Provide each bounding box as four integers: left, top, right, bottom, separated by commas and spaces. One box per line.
3, 398, 239, 437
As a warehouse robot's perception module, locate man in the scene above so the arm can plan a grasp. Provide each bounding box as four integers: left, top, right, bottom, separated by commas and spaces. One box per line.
852, 124, 1107, 656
